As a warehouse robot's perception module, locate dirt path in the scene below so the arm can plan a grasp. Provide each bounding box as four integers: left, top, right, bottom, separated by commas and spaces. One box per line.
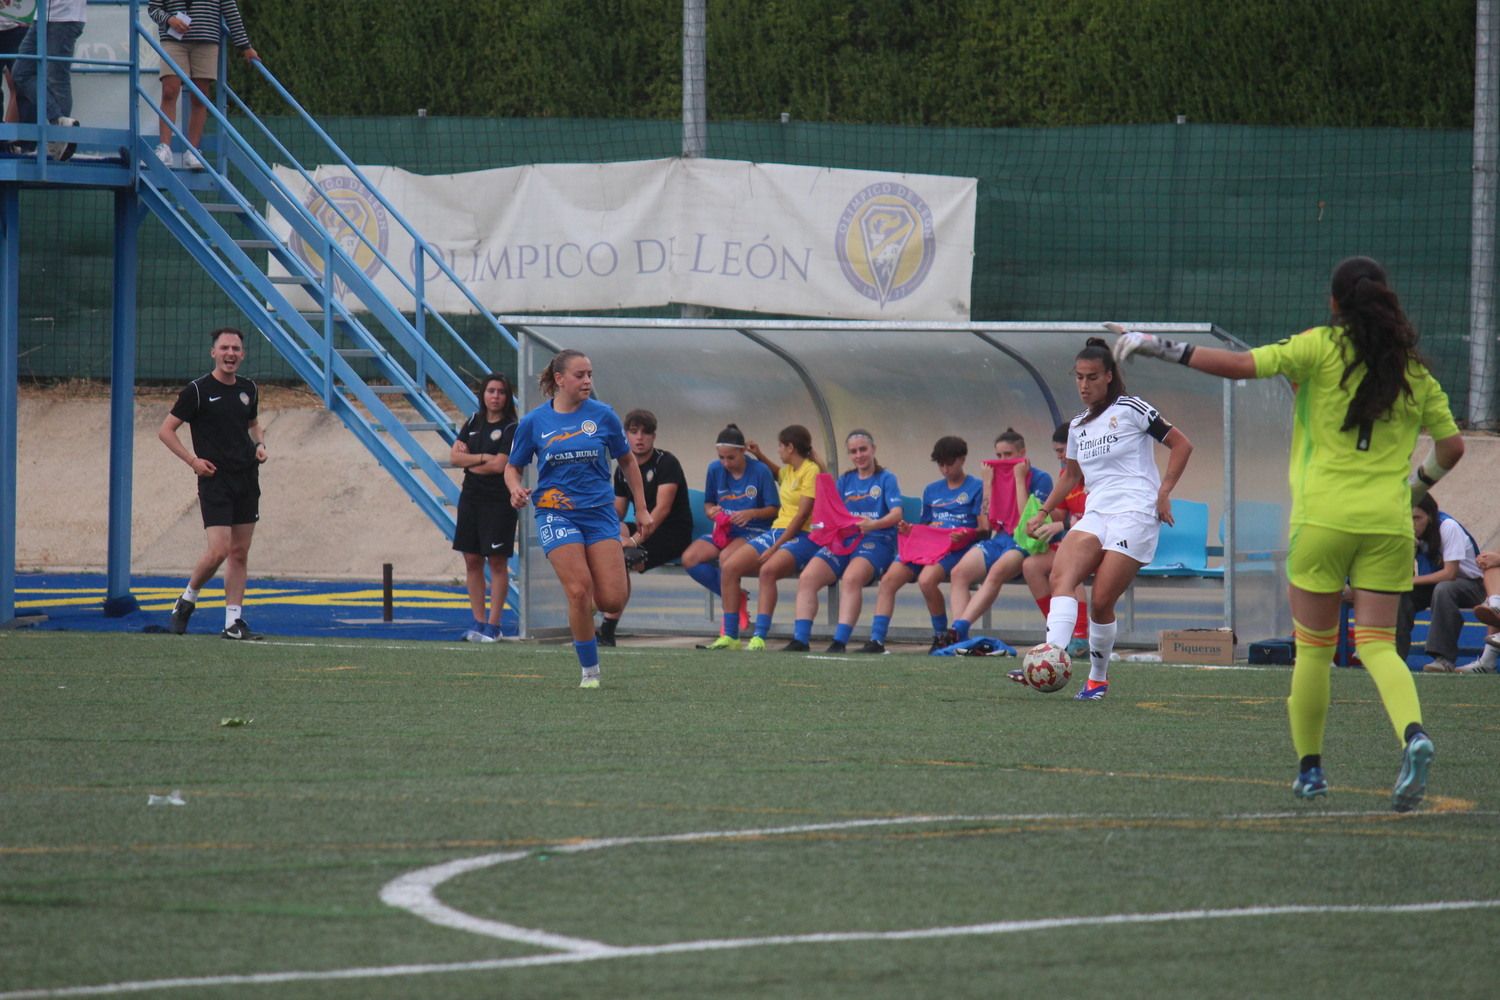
15, 385, 1500, 582
17, 385, 466, 582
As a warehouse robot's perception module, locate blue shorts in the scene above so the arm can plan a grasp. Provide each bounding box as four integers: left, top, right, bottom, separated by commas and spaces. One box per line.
903, 546, 968, 578
817, 536, 898, 578
747, 529, 821, 570
976, 535, 1022, 570
535, 506, 620, 556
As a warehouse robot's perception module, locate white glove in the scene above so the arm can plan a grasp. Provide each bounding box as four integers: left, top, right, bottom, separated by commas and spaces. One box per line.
1106, 322, 1193, 365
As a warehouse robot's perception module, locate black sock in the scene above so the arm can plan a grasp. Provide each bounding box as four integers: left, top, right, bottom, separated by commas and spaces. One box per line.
1299, 754, 1321, 772
599, 617, 618, 638
1403, 722, 1426, 743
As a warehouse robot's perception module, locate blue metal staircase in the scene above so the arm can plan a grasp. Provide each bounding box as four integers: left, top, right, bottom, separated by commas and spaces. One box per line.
0, 3, 522, 626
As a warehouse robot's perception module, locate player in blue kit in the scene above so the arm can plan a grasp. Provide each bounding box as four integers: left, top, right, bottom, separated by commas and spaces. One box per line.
866, 436, 984, 653
789, 430, 904, 653
680, 424, 779, 604
944, 428, 1054, 647
505, 350, 650, 688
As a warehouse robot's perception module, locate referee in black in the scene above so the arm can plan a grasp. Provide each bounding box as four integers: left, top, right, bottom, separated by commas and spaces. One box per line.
157, 327, 268, 639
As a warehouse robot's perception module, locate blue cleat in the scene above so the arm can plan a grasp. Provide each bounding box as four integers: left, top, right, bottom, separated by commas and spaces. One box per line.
1392, 732, 1434, 813
1066, 637, 1090, 659
1292, 766, 1329, 799
1073, 681, 1108, 701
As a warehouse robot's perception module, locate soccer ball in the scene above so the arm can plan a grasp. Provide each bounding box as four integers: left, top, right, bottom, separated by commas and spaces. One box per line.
1022, 642, 1072, 693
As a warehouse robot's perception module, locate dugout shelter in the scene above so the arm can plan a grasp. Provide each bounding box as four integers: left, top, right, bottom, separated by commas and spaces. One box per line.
508, 319, 1294, 650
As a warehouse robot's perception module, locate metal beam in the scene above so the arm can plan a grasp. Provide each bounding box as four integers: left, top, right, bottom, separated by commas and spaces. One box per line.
105, 189, 144, 616
0, 187, 16, 626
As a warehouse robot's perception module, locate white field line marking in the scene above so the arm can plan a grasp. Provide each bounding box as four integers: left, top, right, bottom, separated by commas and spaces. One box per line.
5, 898, 1498, 998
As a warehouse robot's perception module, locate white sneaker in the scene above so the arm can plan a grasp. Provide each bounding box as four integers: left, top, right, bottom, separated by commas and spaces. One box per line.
463, 629, 496, 643
154, 142, 173, 167
1424, 656, 1457, 673
47, 117, 79, 161
1455, 659, 1494, 674
182, 150, 204, 170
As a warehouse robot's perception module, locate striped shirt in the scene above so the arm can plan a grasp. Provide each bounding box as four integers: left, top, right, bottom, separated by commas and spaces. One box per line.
148, 0, 253, 49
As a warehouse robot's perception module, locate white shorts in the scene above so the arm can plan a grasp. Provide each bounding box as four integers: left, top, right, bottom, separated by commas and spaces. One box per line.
1071, 509, 1160, 565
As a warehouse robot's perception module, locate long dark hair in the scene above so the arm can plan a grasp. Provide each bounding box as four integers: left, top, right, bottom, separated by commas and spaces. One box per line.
478, 372, 518, 425
1329, 257, 1426, 431
1414, 493, 1443, 562
1076, 336, 1126, 424
779, 424, 822, 471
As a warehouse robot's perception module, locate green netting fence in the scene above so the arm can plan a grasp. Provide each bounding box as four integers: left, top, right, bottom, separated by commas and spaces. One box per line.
12, 117, 1480, 416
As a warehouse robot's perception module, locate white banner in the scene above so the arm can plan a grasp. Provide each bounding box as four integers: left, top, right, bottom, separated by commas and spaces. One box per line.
266, 158, 976, 321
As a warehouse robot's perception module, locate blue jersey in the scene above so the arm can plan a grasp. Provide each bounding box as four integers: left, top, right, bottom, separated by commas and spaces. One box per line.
1025, 468, 1054, 505
508, 397, 628, 511
922, 474, 984, 529
704, 457, 778, 538
838, 468, 902, 544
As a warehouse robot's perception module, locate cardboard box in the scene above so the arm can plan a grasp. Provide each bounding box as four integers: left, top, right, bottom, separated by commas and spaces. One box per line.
1159, 628, 1236, 665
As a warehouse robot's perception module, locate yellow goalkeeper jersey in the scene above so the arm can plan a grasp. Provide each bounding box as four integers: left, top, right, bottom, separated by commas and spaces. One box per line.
1251, 325, 1459, 537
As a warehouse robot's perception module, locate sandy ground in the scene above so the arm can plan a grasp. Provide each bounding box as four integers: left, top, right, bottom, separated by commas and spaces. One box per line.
14, 384, 1500, 582
16, 384, 469, 583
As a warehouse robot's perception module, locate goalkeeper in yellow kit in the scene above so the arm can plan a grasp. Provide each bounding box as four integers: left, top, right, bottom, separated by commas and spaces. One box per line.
1111, 256, 1465, 812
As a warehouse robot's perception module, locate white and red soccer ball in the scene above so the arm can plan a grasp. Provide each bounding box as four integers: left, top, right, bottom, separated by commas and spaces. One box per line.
1022, 642, 1072, 693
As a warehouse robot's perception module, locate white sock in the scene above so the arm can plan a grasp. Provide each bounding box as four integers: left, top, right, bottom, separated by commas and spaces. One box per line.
1479, 642, 1499, 667
182, 586, 199, 603
1045, 595, 1078, 649
1088, 618, 1118, 683
1487, 595, 1500, 611
225, 605, 242, 628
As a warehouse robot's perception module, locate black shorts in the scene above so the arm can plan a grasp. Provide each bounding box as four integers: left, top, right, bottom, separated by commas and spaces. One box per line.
625, 522, 692, 571
453, 491, 518, 557
198, 468, 260, 528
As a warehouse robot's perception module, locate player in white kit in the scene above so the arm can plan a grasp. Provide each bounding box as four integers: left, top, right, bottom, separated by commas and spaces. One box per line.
1025, 337, 1194, 700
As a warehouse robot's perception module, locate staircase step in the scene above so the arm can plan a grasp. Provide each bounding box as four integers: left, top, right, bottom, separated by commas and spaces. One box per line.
368, 385, 409, 395
372, 421, 446, 433
336, 348, 378, 358
407, 460, 458, 470
199, 202, 247, 214
299, 310, 350, 323
269, 274, 315, 285
235, 239, 280, 250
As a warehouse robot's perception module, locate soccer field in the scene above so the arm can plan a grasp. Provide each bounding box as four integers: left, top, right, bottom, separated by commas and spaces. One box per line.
3, 631, 1498, 999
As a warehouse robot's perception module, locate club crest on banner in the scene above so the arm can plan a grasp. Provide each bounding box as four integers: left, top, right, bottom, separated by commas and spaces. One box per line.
288, 176, 390, 300
0, 2, 37, 26
835, 182, 936, 307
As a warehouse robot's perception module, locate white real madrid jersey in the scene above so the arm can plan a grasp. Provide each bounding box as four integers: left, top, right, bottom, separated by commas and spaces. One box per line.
1067, 396, 1172, 515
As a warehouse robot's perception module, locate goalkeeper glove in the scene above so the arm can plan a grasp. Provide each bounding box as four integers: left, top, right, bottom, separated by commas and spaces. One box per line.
1106, 322, 1194, 366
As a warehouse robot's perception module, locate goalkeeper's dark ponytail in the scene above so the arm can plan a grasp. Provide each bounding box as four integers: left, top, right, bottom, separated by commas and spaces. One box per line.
1329, 257, 1426, 430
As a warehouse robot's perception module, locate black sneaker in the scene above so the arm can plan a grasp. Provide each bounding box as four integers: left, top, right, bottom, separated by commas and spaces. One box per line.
169, 597, 195, 635
595, 630, 616, 647
825, 640, 847, 654
221, 618, 263, 641
781, 639, 810, 652
856, 640, 887, 654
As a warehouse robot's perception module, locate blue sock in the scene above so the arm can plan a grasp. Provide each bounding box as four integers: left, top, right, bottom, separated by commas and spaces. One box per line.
686, 562, 721, 597
794, 618, 813, 644
754, 613, 772, 639
954, 619, 971, 640
871, 614, 891, 644
574, 638, 600, 671
930, 614, 948, 634
482, 621, 499, 638
833, 622, 852, 645
473, 618, 486, 632
722, 612, 740, 639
